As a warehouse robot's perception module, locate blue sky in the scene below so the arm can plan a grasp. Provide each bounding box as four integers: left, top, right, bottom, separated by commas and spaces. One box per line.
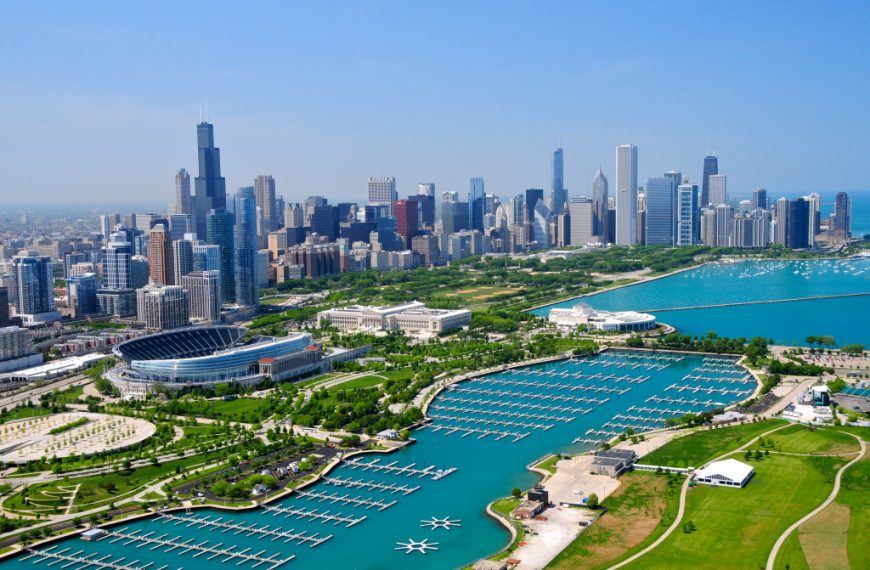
1, 0, 868, 206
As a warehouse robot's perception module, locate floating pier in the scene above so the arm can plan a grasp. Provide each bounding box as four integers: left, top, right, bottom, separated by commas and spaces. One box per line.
343, 457, 458, 480
263, 504, 366, 527
22, 547, 157, 570
158, 512, 331, 547
321, 476, 420, 495
295, 489, 397, 511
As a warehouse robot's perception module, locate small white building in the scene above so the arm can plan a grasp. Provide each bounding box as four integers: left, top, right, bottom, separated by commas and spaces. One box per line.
318, 301, 471, 334
694, 459, 754, 488
548, 303, 656, 332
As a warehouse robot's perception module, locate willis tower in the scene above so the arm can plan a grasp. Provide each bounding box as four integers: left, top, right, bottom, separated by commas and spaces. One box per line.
193, 121, 227, 238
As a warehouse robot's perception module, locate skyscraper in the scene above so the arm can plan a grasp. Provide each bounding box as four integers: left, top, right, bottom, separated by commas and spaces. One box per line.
172, 239, 194, 285
182, 270, 221, 324
752, 188, 768, 210
677, 184, 699, 245
592, 168, 609, 241
393, 199, 419, 242
0, 287, 9, 326
193, 122, 227, 238
254, 175, 277, 234
11, 254, 59, 321
102, 232, 132, 289
67, 273, 98, 317
806, 193, 821, 246
136, 285, 189, 330
233, 187, 259, 308
524, 188, 544, 225
206, 209, 235, 304
469, 177, 486, 231
532, 200, 551, 249
832, 192, 851, 240
169, 214, 193, 241
615, 144, 638, 245
175, 168, 192, 216
147, 224, 174, 286
701, 155, 718, 207
192, 243, 221, 272
708, 174, 727, 206
368, 177, 397, 215
311, 205, 339, 241
644, 177, 677, 246
773, 197, 789, 245
551, 148, 566, 215
568, 197, 595, 246
715, 204, 733, 246
787, 198, 810, 249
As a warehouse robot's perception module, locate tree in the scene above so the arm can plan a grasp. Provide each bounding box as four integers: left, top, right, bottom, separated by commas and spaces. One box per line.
511, 487, 522, 498
625, 336, 644, 348
744, 450, 752, 461
586, 493, 599, 509
842, 344, 865, 356
754, 450, 763, 461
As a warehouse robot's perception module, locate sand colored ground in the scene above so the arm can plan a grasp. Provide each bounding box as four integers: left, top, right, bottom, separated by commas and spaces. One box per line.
797, 502, 850, 570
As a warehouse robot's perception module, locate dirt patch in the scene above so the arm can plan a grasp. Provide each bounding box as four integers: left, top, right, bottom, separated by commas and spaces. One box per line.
798, 502, 850, 570
547, 473, 668, 569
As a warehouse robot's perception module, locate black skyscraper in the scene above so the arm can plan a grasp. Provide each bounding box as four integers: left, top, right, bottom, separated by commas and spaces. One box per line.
787, 198, 809, 249
701, 155, 718, 207
194, 122, 227, 238
524, 188, 544, 224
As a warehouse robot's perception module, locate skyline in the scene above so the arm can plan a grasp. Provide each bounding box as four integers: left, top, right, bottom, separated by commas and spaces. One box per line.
2, 1, 870, 205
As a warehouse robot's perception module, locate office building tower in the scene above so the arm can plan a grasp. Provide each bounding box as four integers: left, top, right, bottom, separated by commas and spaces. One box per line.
787, 198, 809, 249
701, 154, 718, 206
752, 188, 768, 211
63, 252, 87, 279
175, 168, 193, 216
192, 243, 221, 273
147, 224, 174, 286
103, 232, 132, 289
169, 214, 193, 242
442, 201, 469, 236
257, 250, 270, 288
0, 287, 9, 326
172, 239, 194, 285
182, 270, 222, 324
677, 184, 700, 245
509, 194, 525, 228
551, 148, 566, 214
206, 209, 235, 304
233, 187, 259, 308
715, 204, 733, 246
408, 194, 435, 229
418, 183, 435, 197
284, 203, 304, 228
441, 191, 458, 204
524, 188, 544, 225
615, 144, 638, 245
591, 168, 609, 241
701, 209, 717, 246
532, 200, 551, 249
708, 174, 727, 206
0, 326, 33, 362
644, 177, 677, 246
469, 177, 486, 231
193, 122, 227, 238
393, 199, 419, 242
136, 284, 189, 330
311, 205, 339, 242
773, 197, 789, 245
131, 256, 149, 289
99, 214, 117, 240
11, 254, 59, 321
67, 273, 98, 317
254, 175, 277, 235
568, 197, 595, 246
806, 193, 821, 246
832, 192, 851, 240
411, 234, 439, 266
368, 177, 397, 215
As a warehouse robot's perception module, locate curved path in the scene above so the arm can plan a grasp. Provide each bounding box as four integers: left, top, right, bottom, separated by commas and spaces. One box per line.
607, 422, 790, 570
765, 431, 866, 570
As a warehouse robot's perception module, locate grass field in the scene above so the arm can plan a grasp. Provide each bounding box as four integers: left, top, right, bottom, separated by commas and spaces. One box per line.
534, 455, 560, 475
547, 471, 680, 570
640, 419, 787, 467
622, 451, 842, 569
490, 497, 524, 561
201, 398, 275, 422
768, 424, 861, 455
331, 375, 386, 391
434, 285, 522, 302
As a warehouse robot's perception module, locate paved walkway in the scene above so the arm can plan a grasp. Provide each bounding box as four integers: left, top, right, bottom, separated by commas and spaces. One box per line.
765, 431, 866, 570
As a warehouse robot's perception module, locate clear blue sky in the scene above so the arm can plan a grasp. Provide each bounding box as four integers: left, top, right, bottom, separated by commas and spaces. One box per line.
1, 0, 868, 206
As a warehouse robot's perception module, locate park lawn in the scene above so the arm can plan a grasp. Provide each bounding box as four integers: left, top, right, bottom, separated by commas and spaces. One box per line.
768, 424, 860, 455
0, 407, 52, 422
534, 455, 560, 475
622, 454, 841, 570
836, 454, 869, 569
259, 296, 291, 306
50, 385, 84, 405
640, 419, 787, 467
774, 532, 810, 570
202, 398, 274, 421
435, 285, 522, 302
332, 375, 385, 390
490, 497, 524, 561
382, 368, 414, 381
547, 471, 679, 570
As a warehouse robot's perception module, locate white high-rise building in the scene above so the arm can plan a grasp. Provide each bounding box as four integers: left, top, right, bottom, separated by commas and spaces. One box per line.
254, 175, 278, 233
708, 174, 727, 206
182, 270, 221, 324
568, 197, 595, 246
615, 144, 638, 245
136, 284, 189, 330
715, 204, 733, 246
368, 177, 397, 215
806, 192, 821, 246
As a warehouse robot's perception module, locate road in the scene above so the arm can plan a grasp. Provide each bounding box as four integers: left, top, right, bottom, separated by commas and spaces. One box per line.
0, 373, 92, 409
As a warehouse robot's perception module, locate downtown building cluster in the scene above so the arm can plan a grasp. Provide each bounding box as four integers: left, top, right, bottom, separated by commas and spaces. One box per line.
0, 126, 857, 340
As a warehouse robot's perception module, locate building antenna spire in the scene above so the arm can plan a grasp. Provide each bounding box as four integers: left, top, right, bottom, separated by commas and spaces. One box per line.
205, 99, 209, 122
199, 103, 202, 123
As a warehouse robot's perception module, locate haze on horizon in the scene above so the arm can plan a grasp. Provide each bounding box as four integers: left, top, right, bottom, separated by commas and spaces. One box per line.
1, 0, 868, 206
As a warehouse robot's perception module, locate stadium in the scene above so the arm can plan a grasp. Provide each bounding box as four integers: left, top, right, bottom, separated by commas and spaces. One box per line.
107, 326, 317, 395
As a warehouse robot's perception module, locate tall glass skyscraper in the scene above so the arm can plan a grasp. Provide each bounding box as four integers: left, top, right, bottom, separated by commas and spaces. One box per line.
102, 232, 132, 289
677, 184, 699, 245
206, 209, 235, 304
469, 177, 486, 231
701, 155, 718, 207
645, 177, 677, 246
551, 148, 566, 215
615, 144, 638, 245
234, 187, 259, 308
11, 254, 57, 319
194, 122, 227, 238
592, 168, 608, 241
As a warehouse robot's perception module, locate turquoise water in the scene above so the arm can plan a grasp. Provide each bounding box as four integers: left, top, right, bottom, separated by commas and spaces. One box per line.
6, 351, 749, 570
532, 258, 870, 346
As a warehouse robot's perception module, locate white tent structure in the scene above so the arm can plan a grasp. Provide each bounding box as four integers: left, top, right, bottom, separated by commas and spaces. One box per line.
694, 458, 754, 488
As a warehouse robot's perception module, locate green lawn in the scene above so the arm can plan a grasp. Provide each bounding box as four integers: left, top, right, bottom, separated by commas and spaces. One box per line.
548, 471, 680, 570
490, 497, 524, 560
768, 424, 860, 455
623, 454, 841, 569
640, 419, 787, 467
331, 375, 385, 390
837, 454, 869, 569
200, 398, 275, 421
534, 455, 560, 475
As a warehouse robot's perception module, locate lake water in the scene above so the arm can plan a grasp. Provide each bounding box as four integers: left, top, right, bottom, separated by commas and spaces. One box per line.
6, 351, 750, 570
532, 258, 870, 346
